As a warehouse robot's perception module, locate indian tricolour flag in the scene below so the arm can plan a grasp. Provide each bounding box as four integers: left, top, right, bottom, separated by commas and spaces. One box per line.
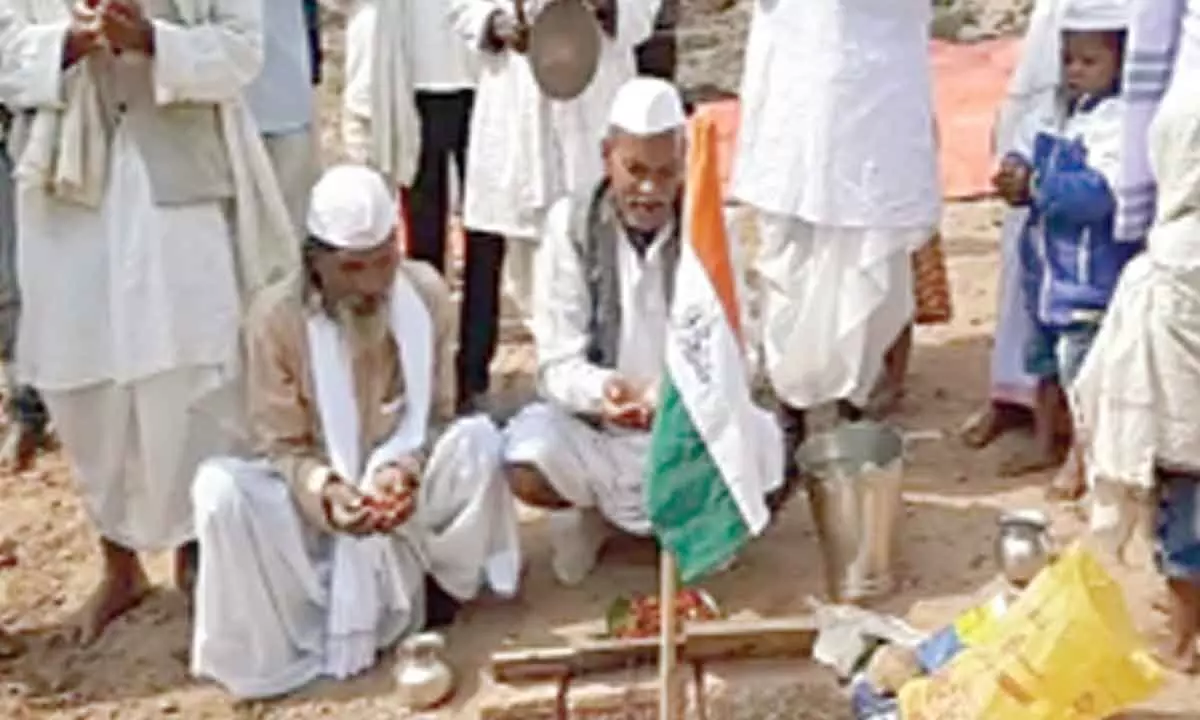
646, 114, 783, 584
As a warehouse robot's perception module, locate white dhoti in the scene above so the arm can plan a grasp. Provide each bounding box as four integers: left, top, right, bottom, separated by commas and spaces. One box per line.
502, 236, 537, 319
262, 129, 319, 238
190, 416, 521, 700
991, 209, 1037, 408
43, 366, 230, 552
755, 214, 925, 409
16, 117, 242, 552
504, 402, 651, 535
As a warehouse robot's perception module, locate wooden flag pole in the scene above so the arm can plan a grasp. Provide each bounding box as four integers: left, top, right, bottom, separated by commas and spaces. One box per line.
658, 551, 680, 719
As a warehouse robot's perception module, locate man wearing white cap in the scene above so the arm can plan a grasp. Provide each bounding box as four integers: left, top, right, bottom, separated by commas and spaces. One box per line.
189, 165, 521, 699
503, 78, 757, 585
734, 0, 941, 464
449, 0, 662, 316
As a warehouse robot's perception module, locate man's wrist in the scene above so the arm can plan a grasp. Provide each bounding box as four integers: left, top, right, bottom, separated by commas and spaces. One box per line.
137, 18, 156, 55
63, 27, 95, 68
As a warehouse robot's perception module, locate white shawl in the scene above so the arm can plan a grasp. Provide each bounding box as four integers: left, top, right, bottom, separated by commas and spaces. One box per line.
305, 270, 434, 679
12, 0, 298, 300
333, 0, 421, 187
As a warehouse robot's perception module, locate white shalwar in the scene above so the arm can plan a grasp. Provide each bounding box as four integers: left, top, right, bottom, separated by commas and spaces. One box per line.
505, 200, 754, 534
734, 0, 941, 409
191, 416, 520, 699
449, 0, 660, 313
0, 42, 243, 551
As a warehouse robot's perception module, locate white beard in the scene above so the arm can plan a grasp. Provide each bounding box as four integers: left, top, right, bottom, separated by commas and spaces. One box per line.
334, 298, 391, 351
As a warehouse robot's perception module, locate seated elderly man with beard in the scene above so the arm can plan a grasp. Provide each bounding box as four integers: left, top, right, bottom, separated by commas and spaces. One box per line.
189, 165, 522, 699
504, 77, 774, 586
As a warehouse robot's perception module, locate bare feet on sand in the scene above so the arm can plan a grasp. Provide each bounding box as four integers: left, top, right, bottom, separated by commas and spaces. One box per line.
0, 423, 43, 473
1045, 453, 1086, 503
174, 541, 198, 603
75, 543, 151, 645
865, 381, 905, 420
997, 444, 1062, 478
959, 402, 1030, 449
1157, 637, 1198, 674
0, 628, 24, 659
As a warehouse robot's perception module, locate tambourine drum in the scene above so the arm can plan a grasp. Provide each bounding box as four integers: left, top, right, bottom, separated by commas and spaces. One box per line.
528, 0, 602, 101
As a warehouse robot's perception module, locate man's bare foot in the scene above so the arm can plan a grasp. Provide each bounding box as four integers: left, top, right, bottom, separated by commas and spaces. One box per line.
960, 405, 1008, 449
1156, 637, 1198, 674
865, 381, 904, 420
1046, 451, 1086, 501
0, 629, 24, 659
0, 423, 41, 473
174, 541, 199, 599
75, 554, 151, 645
998, 445, 1062, 478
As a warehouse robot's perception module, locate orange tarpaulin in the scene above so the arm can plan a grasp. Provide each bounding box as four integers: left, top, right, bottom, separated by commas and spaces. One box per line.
692, 38, 1022, 202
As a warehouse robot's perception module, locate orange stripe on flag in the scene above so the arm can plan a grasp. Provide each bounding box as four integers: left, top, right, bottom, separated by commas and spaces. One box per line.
686, 115, 741, 342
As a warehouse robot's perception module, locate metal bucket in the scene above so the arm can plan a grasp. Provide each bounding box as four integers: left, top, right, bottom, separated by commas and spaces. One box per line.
796, 421, 905, 603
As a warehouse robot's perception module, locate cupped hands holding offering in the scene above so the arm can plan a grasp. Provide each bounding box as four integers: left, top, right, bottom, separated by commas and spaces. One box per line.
365, 462, 419, 533
321, 462, 419, 536
601, 376, 654, 431
68, 0, 154, 58
100, 0, 154, 54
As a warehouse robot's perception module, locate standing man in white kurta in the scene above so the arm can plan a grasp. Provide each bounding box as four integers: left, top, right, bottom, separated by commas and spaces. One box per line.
734, 0, 941, 463
0, 0, 294, 643
449, 0, 660, 316
190, 166, 520, 698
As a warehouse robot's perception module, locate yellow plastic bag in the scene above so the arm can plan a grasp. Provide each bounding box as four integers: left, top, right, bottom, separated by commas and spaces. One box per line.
899, 544, 1164, 720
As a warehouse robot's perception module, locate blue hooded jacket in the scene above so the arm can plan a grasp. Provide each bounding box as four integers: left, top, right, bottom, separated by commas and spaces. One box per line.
1015, 97, 1143, 328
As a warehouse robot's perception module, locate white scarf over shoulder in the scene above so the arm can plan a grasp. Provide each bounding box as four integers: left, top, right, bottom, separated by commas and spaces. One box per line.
330, 0, 421, 187
306, 270, 434, 679
12, 0, 297, 299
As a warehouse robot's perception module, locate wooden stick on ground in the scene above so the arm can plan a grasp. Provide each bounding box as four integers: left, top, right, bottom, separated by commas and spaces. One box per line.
489, 617, 819, 683
659, 551, 680, 720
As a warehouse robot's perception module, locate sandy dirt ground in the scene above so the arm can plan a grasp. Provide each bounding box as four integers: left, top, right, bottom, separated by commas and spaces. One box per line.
0, 1, 1197, 718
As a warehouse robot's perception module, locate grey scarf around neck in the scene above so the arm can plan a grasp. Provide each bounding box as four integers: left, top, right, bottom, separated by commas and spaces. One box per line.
568, 179, 681, 369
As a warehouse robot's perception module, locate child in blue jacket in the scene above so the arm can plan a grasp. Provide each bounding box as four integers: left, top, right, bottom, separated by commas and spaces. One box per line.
992, 7, 1141, 497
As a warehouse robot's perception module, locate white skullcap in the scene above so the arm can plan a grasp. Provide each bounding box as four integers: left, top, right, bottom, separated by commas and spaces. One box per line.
608, 77, 686, 136
1061, 0, 1129, 31
306, 164, 397, 250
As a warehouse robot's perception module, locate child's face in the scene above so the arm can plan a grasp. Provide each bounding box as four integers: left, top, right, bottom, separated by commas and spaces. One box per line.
1062, 31, 1122, 100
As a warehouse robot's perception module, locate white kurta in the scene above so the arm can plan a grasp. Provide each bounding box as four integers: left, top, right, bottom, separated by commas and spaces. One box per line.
505, 199, 754, 533
191, 416, 521, 699
733, 0, 939, 227
450, 0, 660, 241
734, 0, 940, 410
0, 27, 248, 549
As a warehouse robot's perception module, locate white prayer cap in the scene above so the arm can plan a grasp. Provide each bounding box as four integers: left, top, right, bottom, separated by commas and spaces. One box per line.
608, 77, 686, 136
306, 164, 397, 250
1061, 0, 1129, 31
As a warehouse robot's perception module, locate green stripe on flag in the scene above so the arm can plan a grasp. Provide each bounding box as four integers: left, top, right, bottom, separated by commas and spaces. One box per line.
646, 377, 750, 583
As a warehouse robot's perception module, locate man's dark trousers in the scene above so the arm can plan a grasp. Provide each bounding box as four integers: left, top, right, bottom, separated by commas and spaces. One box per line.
407, 90, 506, 408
